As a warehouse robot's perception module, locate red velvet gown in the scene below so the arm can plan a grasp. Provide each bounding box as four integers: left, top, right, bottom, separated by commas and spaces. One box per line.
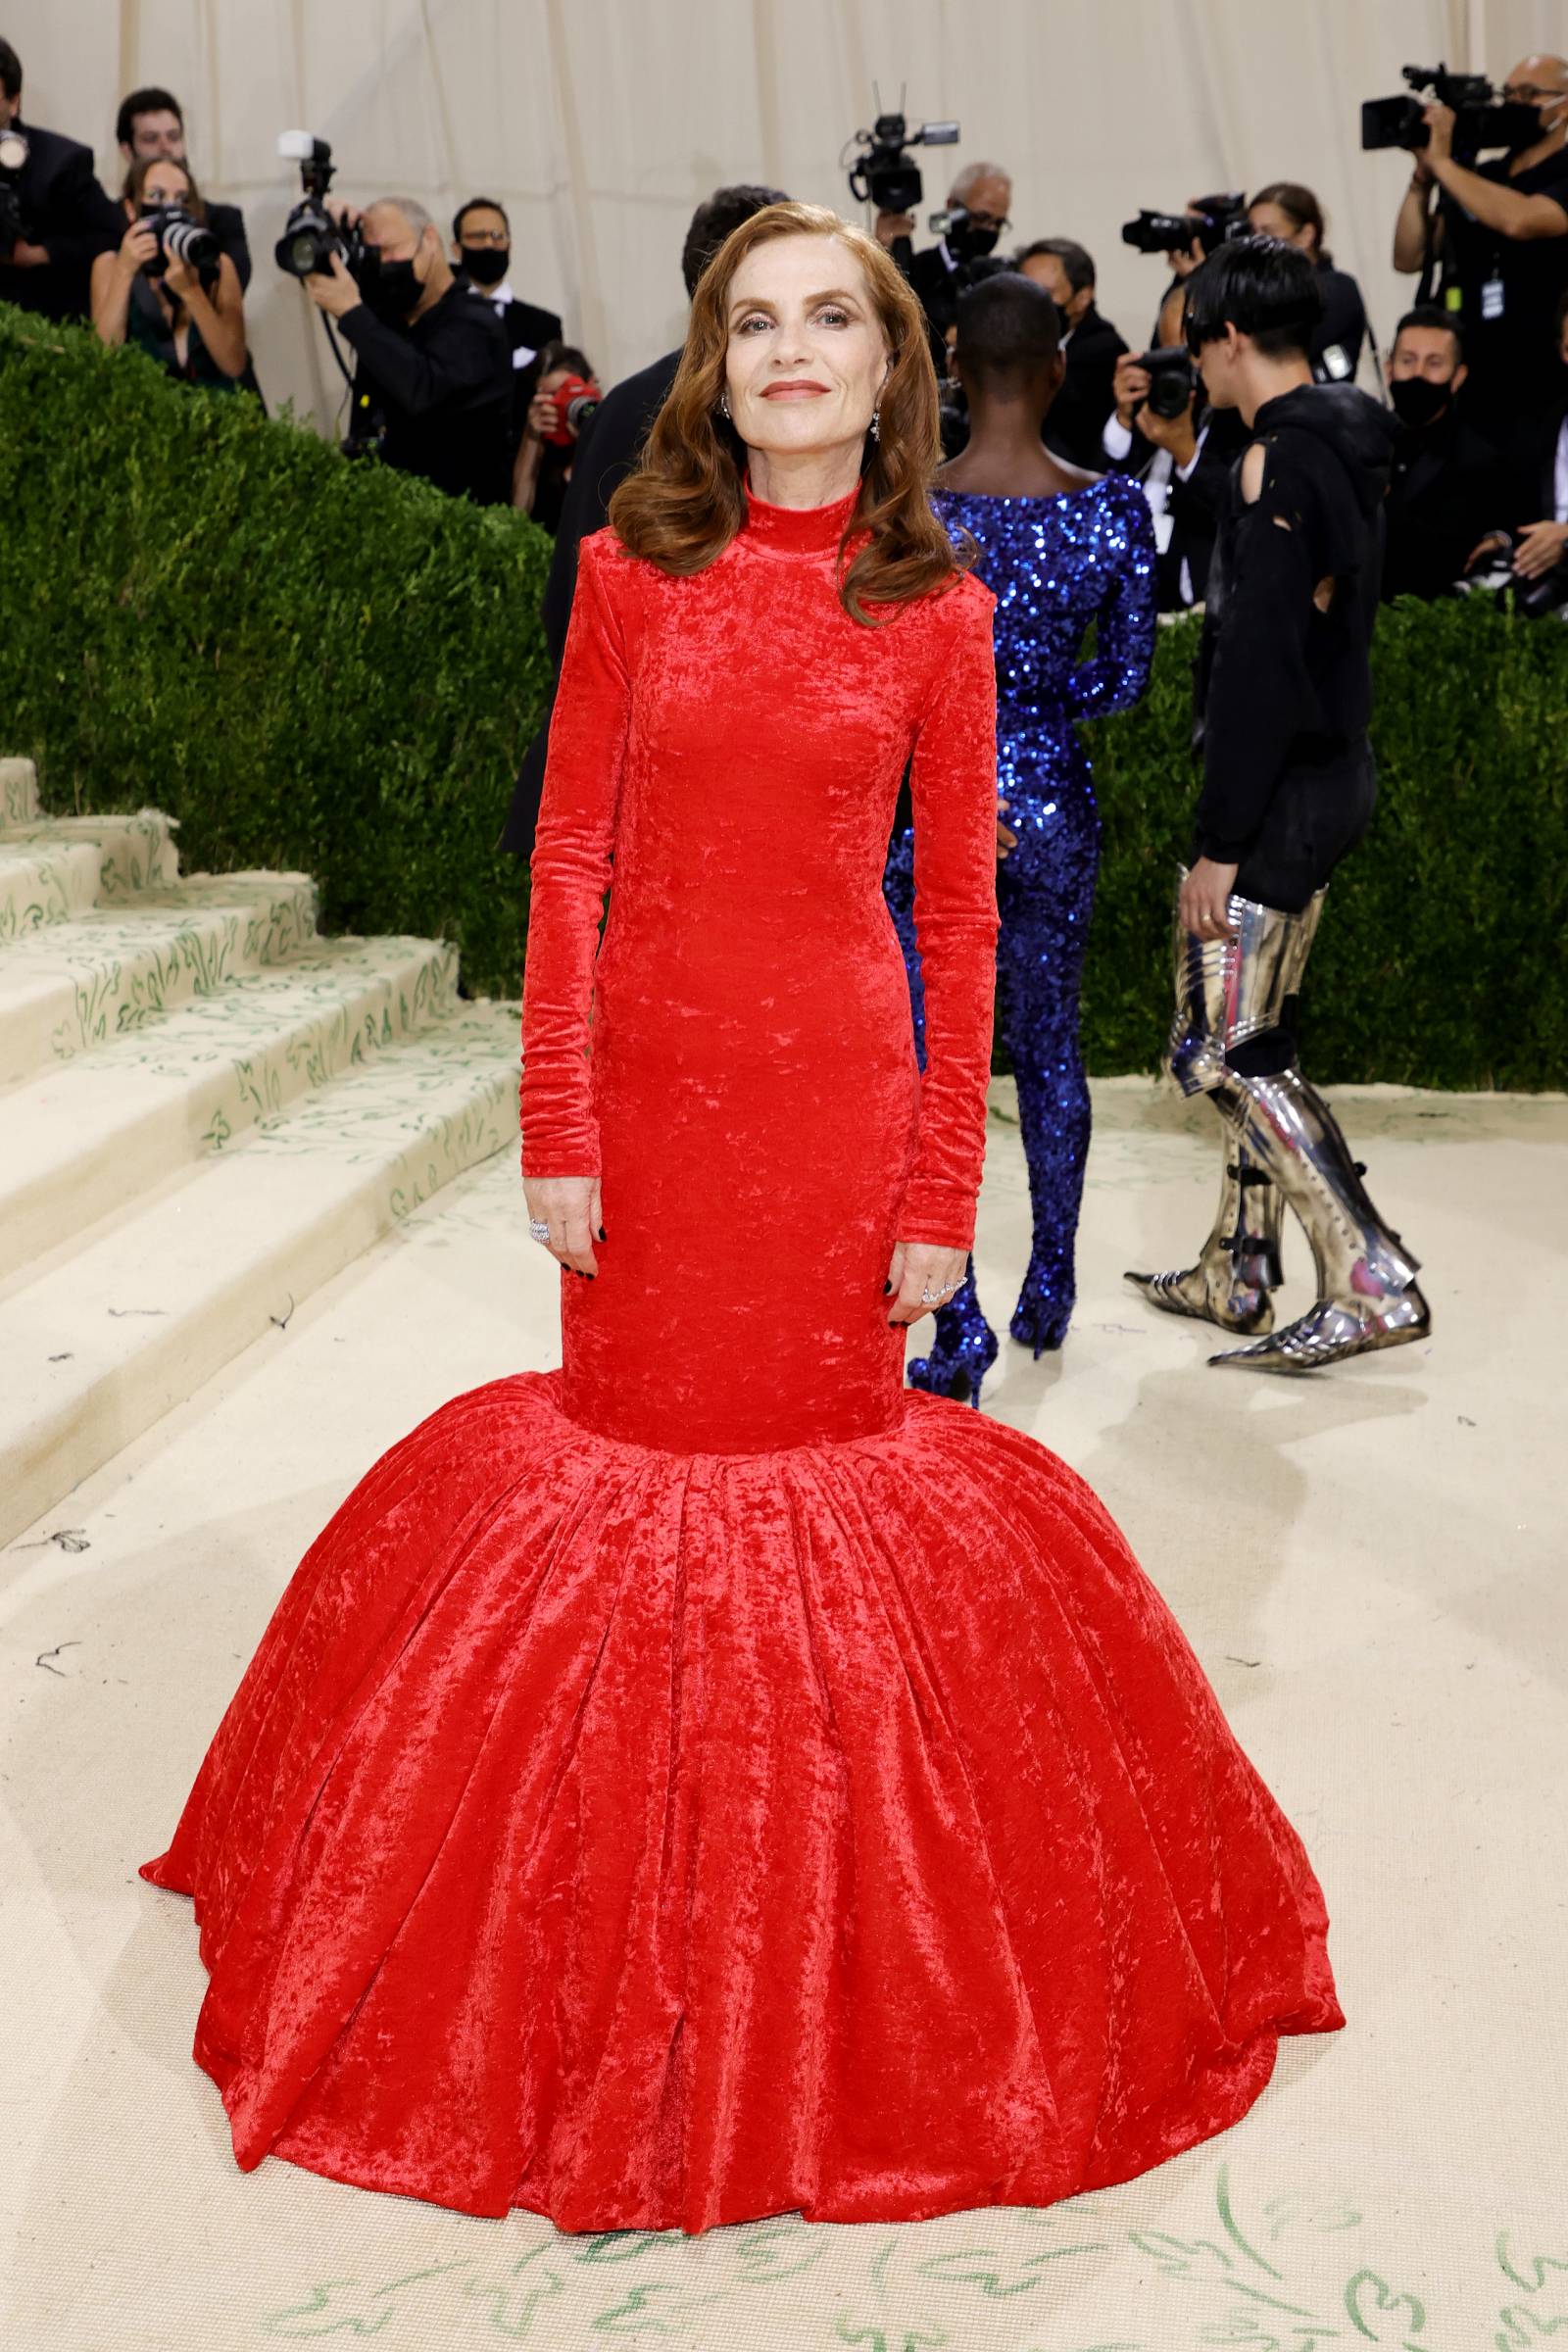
140, 481, 1344, 2233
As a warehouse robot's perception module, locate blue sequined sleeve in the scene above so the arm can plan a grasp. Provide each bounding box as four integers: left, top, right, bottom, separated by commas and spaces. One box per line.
1065, 474, 1158, 720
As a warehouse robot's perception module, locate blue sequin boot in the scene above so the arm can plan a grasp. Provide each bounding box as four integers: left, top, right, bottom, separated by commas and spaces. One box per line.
1009, 1255, 1075, 1357
906, 1257, 1000, 1408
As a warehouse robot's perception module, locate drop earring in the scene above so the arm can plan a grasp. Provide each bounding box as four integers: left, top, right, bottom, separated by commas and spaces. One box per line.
868, 404, 881, 441
718, 390, 732, 420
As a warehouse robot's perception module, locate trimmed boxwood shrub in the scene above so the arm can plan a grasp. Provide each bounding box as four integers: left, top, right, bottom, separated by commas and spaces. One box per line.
1, 303, 1563, 1083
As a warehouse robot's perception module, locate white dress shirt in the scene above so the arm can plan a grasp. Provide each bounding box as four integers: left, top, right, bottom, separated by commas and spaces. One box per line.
1102, 411, 1209, 605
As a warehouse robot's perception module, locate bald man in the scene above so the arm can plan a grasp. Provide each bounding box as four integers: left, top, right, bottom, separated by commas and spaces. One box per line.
906, 159, 1014, 360
1394, 52, 1568, 433
306, 194, 513, 504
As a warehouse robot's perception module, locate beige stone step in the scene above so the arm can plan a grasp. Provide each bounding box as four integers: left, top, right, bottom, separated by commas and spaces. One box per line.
0, 933, 461, 1285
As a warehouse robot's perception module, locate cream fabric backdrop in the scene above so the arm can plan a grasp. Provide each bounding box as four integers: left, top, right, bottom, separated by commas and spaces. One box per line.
7, 0, 1567, 434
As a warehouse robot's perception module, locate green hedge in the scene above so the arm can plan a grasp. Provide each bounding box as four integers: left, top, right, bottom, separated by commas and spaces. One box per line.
0, 303, 548, 1002
1, 303, 1563, 1083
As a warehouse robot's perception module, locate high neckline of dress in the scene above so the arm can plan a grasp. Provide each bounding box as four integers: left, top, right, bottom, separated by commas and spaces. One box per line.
740, 475, 861, 555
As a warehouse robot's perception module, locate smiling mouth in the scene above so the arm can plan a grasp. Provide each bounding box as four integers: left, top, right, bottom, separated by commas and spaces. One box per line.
761, 381, 830, 398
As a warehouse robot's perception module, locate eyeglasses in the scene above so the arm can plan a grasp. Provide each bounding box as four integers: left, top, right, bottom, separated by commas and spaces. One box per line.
963, 210, 1012, 232
460, 225, 509, 245
1501, 82, 1563, 103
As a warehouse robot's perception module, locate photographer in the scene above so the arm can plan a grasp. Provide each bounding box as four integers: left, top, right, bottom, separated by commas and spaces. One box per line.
1382, 307, 1505, 601
1101, 281, 1242, 609
906, 161, 1012, 349
1466, 287, 1568, 607
1393, 51, 1568, 435
89, 156, 245, 388
0, 35, 122, 321
1246, 182, 1368, 382
115, 85, 250, 290
305, 196, 514, 506
512, 338, 600, 529
1016, 236, 1127, 467
450, 195, 562, 453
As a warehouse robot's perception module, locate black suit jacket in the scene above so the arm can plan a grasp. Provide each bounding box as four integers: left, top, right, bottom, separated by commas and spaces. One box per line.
206, 199, 251, 292
0, 118, 122, 321
1104, 405, 1246, 608
461, 283, 563, 446
498, 347, 681, 856
1044, 304, 1128, 470
1382, 409, 1507, 602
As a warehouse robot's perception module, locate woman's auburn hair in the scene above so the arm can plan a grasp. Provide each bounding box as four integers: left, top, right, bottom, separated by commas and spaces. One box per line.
607, 201, 966, 625
122, 153, 208, 222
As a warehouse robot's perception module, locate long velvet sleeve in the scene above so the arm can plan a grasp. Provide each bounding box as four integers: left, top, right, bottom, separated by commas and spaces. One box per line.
1066, 473, 1158, 719
518, 532, 630, 1178
899, 580, 1001, 1251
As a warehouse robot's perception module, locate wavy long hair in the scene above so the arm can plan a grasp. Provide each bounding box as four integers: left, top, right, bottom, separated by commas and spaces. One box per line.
608, 202, 963, 624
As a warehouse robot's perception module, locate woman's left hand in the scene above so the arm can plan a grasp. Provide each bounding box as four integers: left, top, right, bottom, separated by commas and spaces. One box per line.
163, 250, 197, 301
886, 1240, 966, 1326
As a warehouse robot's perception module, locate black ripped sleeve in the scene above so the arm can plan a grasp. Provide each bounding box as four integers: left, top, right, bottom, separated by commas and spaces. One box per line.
1195, 496, 1321, 861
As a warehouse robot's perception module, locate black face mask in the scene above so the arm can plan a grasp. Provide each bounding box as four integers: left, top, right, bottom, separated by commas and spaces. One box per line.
1508, 97, 1565, 152
947, 210, 1001, 264
360, 251, 422, 319
461, 244, 509, 287
1389, 374, 1452, 429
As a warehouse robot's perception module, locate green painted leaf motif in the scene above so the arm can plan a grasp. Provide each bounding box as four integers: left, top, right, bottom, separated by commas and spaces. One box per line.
835, 2320, 950, 2352
259, 2262, 473, 2336
1130, 2230, 1235, 2278
459, 2247, 567, 2338
1345, 2268, 1427, 2343
1495, 2238, 1568, 2295
589, 2279, 729, 2332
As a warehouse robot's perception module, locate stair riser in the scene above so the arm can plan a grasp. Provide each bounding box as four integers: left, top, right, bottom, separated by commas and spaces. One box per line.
0, 884, 319, 1089
0, 1064, 515, 1548
0, 944, 461, 1285
0, 759, 39, 827
0, 845, 103, 939
1, 812, 180, 897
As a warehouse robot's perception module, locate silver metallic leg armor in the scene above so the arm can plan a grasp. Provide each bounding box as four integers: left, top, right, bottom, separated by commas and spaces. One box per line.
1127, 881, 1431, 1373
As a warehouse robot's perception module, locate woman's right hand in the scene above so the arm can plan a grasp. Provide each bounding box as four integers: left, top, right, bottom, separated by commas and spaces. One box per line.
997, 796, 1016, 861
118, 217, 160, 273
1112, 351, 1151, 426
524, 1174, 603, 1276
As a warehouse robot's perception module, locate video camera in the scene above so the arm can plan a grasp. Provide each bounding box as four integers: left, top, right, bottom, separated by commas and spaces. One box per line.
1360, 64, 1538, 162
845, 107, 959, 220
273, 131, 364, 278
0, 125, 29, 261
139, 202, 220, 281
1122, 192, 1248, 259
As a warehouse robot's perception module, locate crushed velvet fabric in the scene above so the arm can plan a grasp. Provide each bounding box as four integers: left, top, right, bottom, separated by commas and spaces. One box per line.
140, 479, 1344, 2233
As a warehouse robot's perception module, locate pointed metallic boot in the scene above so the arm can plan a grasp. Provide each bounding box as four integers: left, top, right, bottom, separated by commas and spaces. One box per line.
1207, 1070, 1431, 1374
1126, 1135, 1283, 1334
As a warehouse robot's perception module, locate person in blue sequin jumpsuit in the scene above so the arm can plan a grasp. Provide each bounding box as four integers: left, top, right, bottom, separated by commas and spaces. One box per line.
884, 271, 1157, 1403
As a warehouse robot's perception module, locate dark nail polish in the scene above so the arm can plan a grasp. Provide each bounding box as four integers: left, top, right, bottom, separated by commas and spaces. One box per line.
598, 1226, 607, 1240
883, 1280, 893, 1294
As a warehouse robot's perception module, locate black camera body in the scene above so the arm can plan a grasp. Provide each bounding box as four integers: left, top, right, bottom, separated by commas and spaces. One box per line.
1132, 345, 1197, 419
1122, 192, 1248, 259
846, 109, 959, 218
1360, 63, 1538, 161
139, 201, 220, 281
273, 131, 364, 278
0, 125, 29, 261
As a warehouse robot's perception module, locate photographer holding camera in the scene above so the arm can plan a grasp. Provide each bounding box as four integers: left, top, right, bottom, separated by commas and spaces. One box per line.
303, 195, 514, 506
1101, 281, 1243, 610
906, 160, 1013, 349
0, 35, 122, 321
1393, 52, 1568, 437
89, 155, 246, 388
512, 338, 601, 528
116, 86, 250, 292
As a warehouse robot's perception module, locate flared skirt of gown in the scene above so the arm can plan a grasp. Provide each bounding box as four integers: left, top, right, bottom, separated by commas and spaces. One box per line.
140, 906, 1343, 2232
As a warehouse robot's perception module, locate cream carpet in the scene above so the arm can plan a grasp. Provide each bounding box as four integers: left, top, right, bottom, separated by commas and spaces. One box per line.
3, 1038, 1564, 2345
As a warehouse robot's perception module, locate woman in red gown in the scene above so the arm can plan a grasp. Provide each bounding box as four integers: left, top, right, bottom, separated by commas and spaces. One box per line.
140, 202, 1344, 2233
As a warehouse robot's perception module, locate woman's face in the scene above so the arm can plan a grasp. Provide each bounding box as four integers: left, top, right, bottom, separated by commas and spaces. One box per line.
129, 159, 191, 218
1248, 200, 1316, 257
723, 233, 891, 463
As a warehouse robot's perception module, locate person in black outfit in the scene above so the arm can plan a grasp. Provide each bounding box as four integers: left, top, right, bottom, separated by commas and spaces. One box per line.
498, 181, 786, 856
904, 161, 1012, 363
1098, 279, 1244, 610
304, 196, 513, 506
1127, 237, 1430, 1373
1466, 289, 1568, 599
1246, 181, 1368, 383
1015, 236, 1127, 468
449, 195, 562, 482
89, 154, 248, 391
115, 84, 249, 291
0, 36, 121, 321
1382, 307, 1507, 601
1393, 52, 1568, 439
